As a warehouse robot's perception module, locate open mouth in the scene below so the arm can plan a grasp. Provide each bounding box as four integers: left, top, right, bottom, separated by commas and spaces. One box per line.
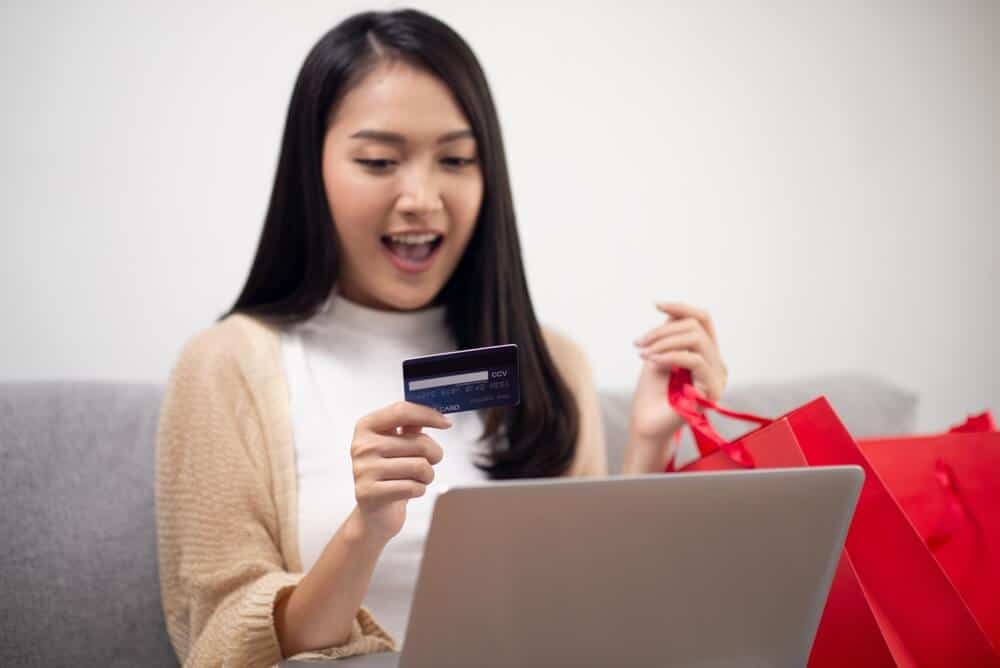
380, 232, 445, 268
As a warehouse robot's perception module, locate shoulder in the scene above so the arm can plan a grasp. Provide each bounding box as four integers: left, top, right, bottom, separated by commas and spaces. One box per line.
540, 324, 607, 476
179, 313, 279, 365
159, 313, 287, 471
540, 325, 593, 386
173, 313, 281, 380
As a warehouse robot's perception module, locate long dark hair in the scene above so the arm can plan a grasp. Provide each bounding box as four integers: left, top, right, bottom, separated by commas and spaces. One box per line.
220, 9, 579, 479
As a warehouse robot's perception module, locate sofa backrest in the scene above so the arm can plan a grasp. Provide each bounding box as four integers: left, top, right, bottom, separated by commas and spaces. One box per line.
0, 381, 176, 667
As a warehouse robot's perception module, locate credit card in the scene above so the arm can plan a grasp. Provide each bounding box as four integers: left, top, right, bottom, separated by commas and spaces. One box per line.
402, 344, 520, 414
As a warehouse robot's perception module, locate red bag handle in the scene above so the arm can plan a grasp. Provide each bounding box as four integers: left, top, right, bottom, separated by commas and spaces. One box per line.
664, 369, 773, 471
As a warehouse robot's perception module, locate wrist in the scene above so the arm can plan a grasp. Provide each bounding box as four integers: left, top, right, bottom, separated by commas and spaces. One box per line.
622, 428, 673, 475
343, 506, 392, 551
627, 407, 685, 445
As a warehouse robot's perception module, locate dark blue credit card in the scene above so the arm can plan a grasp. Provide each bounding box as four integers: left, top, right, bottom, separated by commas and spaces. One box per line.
402, 344, 520, 414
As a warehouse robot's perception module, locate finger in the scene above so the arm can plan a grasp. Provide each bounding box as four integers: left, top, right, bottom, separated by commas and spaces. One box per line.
648, 349, 705, 370
369, 456, 436, 485
638, 332, 703, 358
353, 433, 444, 465
634, 317, 699, 348
381, 434, 445, 465
648, 351, 722, 400
638, 325, 723, 371
655, 302, 716, 342
358, 479, 427, 504
361, 401, 452, 435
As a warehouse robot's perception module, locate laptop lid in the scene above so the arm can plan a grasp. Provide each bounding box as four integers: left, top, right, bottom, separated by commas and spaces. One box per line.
395, 466, 863, 668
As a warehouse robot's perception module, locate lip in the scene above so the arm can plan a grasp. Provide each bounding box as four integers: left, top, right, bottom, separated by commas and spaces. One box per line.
380, 236, 444, 274
383, 227, 444, 237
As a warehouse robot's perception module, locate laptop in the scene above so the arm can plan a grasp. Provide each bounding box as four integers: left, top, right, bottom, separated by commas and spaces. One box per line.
281, 467, 863, 667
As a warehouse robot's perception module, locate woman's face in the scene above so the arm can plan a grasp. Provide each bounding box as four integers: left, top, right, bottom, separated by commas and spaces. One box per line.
322, 60, 484, 311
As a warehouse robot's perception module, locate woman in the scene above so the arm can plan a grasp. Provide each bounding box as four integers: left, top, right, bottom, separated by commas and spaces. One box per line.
155, 8, 727, 667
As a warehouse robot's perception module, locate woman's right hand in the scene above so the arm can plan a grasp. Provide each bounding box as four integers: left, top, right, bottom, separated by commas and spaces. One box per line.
350, 401, 451, 542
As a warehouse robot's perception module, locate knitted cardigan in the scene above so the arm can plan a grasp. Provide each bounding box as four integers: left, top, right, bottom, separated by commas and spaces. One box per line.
155, 312, 605, 667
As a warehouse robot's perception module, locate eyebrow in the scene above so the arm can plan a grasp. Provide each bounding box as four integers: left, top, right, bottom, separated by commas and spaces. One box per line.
348, 129, 474, 146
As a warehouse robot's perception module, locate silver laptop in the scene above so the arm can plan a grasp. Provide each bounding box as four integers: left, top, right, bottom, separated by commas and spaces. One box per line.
281, 467, 863, 668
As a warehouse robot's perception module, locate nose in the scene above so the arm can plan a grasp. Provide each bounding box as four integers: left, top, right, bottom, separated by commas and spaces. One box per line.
396, 164, 444, 217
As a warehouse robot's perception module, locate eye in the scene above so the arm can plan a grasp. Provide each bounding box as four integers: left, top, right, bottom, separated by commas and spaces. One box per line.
355, 159, 396, 171
441, 157, 477, 168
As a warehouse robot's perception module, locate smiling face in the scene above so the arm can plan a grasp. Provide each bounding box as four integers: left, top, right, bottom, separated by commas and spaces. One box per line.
322, 59, 485, 311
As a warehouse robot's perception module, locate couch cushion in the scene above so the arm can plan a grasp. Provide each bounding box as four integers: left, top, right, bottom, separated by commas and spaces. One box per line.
600, 373, 919, 474
0, 381, 176, 667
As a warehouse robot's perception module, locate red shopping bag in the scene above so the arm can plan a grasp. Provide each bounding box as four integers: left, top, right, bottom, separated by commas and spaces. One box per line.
664, 370, 1000, 666
860, 413, 1000, 646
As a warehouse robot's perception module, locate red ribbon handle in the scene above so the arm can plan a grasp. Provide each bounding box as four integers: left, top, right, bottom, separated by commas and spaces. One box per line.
665, 369, 773, 471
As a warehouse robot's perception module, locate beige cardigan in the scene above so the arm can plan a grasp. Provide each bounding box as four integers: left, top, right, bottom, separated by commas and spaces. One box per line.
155, 313, 607, 667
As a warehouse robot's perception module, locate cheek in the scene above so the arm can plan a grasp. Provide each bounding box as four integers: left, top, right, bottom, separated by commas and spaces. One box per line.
445, 178, 484, 240
324, 160, 392, 245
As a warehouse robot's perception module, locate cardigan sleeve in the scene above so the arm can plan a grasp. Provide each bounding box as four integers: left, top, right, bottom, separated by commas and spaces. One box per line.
155, 330, 395, 667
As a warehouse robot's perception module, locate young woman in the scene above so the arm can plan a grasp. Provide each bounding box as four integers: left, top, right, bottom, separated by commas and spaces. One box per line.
155, 8, 727, 667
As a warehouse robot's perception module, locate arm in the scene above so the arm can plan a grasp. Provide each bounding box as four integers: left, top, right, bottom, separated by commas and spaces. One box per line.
277, 395, 451, 657
273, 507, 391, 657
155, 333, 393, 667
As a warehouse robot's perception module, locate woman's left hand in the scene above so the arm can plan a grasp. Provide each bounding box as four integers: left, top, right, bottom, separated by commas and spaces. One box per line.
628, 302, 728, 443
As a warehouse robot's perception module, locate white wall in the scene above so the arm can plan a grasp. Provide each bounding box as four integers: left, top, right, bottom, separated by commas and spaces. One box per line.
2, 1, 997, 432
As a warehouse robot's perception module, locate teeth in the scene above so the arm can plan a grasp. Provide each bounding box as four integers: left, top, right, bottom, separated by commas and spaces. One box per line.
387, 233, 440, 245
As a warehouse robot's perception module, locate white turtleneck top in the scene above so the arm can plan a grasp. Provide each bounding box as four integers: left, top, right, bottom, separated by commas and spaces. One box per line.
279, 290, 494, 644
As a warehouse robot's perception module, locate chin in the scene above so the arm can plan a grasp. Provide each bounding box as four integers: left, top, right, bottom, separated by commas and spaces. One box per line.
378, 284, 443, 311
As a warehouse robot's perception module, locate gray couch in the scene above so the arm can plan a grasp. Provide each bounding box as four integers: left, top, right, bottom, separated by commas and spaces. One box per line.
0, 375, 917, 666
